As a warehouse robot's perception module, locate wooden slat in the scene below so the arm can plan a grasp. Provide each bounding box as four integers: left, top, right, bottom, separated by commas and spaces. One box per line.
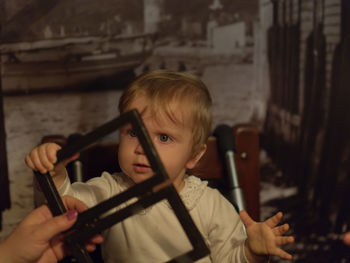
0, 45, 11, 230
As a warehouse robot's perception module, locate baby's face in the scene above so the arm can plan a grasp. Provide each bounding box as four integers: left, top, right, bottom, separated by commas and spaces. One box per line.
118, 95, 202, 191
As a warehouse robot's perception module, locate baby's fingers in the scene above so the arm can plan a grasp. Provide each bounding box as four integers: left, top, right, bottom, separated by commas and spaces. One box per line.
272, 247, 293, 260
25, 154, 36, 170
265, 211, 283, 228
276, 235, 294, 246
38, 144, 56, 172
273, 223, 290, 236
46, 143, 61, 163
26, 143, 61, 174
28, 148, 48, 173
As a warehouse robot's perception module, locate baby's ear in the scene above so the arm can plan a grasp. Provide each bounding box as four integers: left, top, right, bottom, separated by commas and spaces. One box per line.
186, 144, 207, 169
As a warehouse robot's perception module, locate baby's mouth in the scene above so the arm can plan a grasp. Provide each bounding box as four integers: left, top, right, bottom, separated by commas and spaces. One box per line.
133, 163, 152, 173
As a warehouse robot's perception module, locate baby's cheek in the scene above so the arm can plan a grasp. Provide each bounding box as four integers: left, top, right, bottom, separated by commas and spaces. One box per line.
117, 150, 127, 170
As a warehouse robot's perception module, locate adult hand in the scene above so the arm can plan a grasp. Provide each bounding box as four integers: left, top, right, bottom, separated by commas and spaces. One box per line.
0, 196, 103, 263
344, 232, 350, 246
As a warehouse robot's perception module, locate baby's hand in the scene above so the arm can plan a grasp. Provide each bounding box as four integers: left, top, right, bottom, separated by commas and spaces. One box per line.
240, 210, 294, 261
25, 143, 62, 174
26, 142, 79, 188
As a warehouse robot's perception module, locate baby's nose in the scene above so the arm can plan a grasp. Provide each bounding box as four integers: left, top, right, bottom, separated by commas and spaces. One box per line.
135, 143, 145, 154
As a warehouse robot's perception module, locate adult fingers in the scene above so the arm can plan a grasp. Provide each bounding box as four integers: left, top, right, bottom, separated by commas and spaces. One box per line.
32, 210, 78, 243
344, 232, 350, 246
85, 235, 104, 251
88, 234, 104, 244
62, 196, 88, 213
49, 216, 103, 260
19, 204, 53, 226
85, 244, 97, 252
62, 197, 104, 245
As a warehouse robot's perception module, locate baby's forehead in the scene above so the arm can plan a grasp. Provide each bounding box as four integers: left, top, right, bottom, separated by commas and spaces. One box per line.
144, 102, 191, 126
125, 93, 194, 126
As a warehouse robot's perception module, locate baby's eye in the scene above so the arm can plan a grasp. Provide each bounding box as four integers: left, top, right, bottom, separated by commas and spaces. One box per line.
129, 130, 137, 137
159, 134, 171, 142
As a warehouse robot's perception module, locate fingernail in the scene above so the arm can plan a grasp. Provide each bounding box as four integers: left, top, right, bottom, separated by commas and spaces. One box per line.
66, 210, 78, 220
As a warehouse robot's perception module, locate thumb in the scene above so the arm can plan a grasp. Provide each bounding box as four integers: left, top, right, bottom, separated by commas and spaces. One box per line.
33, 210, 78, 242
68, 153, 80, 162
60, 153, 80, 167
239, 210, 255, 228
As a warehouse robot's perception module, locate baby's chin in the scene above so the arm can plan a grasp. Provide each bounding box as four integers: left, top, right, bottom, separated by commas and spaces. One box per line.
129, 173, 155, 184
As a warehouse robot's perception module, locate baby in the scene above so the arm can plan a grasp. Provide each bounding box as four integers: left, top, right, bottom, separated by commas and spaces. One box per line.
26, 70, 294, 263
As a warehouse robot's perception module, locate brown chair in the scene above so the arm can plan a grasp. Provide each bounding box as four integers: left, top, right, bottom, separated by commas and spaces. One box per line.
189, 124, 260, 221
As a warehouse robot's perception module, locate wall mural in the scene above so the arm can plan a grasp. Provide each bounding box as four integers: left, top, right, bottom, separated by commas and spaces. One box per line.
1, 0, 349, 262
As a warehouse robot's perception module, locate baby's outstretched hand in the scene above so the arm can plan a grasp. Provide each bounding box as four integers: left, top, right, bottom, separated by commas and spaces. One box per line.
240, 210, 294, 261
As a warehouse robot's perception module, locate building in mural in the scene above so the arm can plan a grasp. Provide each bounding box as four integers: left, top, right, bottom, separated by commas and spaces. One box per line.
144, 0, 162, 33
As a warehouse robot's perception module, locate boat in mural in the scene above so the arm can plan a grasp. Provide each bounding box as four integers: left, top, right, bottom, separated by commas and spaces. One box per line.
0, 33, 155, 94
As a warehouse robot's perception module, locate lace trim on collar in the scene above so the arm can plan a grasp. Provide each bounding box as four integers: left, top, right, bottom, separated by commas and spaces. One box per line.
112, 173, 208, 212
178, 175, 208, 210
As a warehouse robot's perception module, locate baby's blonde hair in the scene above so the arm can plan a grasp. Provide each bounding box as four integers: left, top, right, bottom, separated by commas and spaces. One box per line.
119, 69, 213, 156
